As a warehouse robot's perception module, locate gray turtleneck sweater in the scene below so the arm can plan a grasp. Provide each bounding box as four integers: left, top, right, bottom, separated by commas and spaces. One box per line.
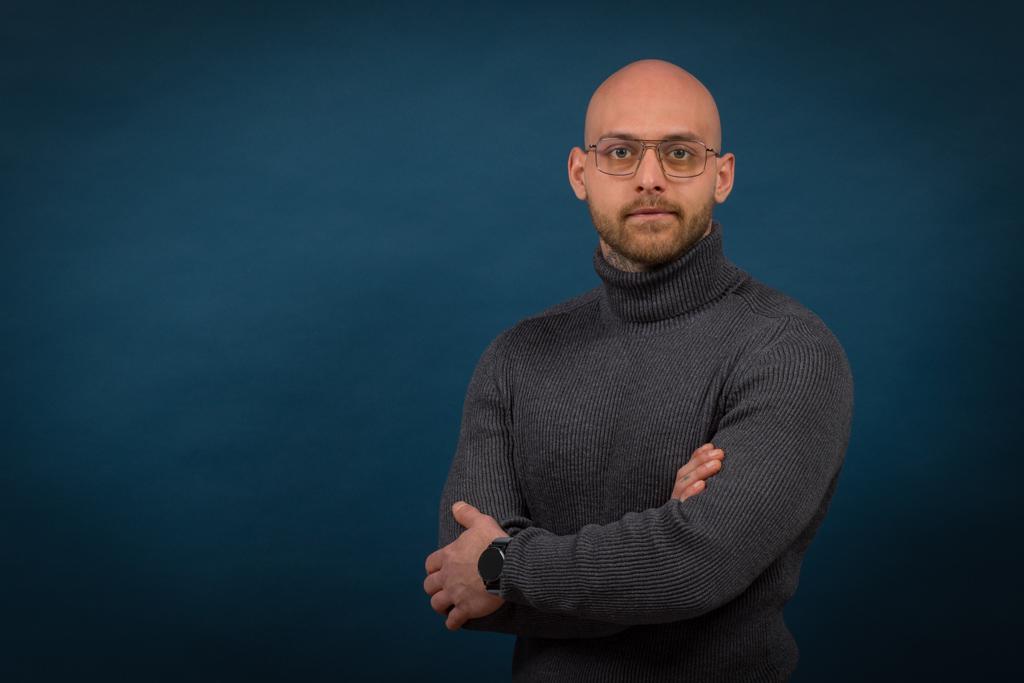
436, 221, 854, 682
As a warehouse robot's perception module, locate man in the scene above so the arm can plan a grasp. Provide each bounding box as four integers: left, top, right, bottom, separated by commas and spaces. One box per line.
423, 59, 854, 682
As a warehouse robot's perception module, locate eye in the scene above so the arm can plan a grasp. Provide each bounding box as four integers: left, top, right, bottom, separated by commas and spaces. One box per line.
609, 146, 632, 159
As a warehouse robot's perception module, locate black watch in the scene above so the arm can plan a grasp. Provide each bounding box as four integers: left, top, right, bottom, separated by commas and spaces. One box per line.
478, 536, 512, 595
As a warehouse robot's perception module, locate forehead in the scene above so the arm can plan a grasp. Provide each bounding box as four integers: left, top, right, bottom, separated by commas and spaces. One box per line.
586, 80, 716, 144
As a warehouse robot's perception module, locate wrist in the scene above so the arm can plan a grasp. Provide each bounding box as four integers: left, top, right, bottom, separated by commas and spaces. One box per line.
478, 536, 513, 595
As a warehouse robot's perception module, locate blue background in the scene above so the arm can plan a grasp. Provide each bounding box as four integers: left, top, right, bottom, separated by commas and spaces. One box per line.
3, 1, 1021, 680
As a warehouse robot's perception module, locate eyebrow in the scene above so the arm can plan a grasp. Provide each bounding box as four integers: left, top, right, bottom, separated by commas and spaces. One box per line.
600, 130, 703, 142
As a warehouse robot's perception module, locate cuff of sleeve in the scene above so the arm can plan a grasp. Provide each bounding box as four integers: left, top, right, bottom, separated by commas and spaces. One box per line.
498, 524, 578, 608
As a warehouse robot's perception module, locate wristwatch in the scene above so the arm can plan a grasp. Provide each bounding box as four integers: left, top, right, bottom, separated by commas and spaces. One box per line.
478, 536, 513, 595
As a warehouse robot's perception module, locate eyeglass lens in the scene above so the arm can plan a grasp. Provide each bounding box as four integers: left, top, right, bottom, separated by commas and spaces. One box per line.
594, 138, 708, 177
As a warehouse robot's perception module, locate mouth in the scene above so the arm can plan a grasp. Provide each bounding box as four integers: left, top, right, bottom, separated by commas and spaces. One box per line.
628, 209, 675, 219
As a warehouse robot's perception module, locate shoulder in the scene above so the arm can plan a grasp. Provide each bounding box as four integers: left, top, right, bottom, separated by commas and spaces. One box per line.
523, 286, 603, 323
725, 274, 854, 404
469, 287, 601, 395
488, 286, 602, 353
730, 273, 849, 355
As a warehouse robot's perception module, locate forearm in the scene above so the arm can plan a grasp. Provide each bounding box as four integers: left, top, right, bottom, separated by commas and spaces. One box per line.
496, 475, 838, 626
438, 478, 629, 639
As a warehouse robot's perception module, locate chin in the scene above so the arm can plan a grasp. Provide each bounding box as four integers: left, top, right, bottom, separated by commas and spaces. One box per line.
640, 226, 694, 254
617, 238, 681, 265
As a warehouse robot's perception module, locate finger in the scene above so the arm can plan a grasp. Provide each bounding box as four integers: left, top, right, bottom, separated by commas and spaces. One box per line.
695, 446, 725, 465
679, 446, 723, 471
431, 590, 454, 616
423, 571, 442, 596
425, 549, 444, 574
446, 605, 467, 631
671, 481, 704, 501
676, 448, 724, 482
681, 456, 723, 483
452, 501, 483, 528
673, 458, 722, 499
680, 443, 714, 468
673, 478, 705, 502
692, 443, 717, 459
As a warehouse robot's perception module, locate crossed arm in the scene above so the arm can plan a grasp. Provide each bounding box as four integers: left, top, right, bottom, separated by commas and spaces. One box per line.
423, 322, 853, 634
424, 441, 725, 633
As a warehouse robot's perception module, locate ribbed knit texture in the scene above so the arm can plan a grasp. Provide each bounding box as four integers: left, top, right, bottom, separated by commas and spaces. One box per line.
437, 220, 854, 682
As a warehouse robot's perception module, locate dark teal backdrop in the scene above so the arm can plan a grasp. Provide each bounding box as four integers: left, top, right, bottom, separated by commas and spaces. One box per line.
4, 1, 1020, 680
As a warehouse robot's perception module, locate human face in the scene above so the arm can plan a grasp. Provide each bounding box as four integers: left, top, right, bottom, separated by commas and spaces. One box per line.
583, 138, 718, 268
579, 132, 720, 269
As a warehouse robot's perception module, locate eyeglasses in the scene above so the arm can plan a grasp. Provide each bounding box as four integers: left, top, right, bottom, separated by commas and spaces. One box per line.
584, 137, 721, 178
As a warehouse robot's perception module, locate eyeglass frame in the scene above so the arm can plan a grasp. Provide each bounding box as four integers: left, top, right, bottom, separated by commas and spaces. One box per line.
583, 136, 722, 178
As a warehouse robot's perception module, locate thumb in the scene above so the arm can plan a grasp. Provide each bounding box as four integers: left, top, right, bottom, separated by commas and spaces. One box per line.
452, 501, 480, 527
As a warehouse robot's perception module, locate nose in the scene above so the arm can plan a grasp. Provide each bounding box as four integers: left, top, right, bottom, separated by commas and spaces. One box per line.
634, 145, 667, 193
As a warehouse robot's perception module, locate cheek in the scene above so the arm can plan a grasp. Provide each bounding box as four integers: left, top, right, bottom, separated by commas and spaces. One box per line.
674, 180, 716, 208
592, 201, 626, 226
589, 186, 628, 215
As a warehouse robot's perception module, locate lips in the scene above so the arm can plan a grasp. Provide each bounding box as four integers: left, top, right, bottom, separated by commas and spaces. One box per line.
628, 209, 675, 217
629, 207, 675, 215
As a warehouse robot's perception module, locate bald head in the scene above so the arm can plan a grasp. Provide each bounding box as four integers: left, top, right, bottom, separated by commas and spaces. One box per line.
584, 59, 722, 151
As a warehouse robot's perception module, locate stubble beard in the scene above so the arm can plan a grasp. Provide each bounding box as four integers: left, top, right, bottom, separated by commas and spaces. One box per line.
588, 196, 715, 271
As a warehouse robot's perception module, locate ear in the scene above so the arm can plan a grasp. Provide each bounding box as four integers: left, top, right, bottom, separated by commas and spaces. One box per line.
713, 152, 735, 204
568, 147, 588, 200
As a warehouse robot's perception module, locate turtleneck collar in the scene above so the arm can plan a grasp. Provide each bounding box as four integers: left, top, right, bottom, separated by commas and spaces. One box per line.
593, 220, 744, 327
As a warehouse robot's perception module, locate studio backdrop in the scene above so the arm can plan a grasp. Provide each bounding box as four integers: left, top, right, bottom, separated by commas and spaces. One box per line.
3, 1, 1020, 680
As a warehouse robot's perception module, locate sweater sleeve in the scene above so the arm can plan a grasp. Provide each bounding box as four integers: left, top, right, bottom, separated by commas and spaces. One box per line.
436, 331, 630, 638
496, 320, 855, 626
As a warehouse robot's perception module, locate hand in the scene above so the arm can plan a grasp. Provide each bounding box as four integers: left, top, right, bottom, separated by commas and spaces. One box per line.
671, 442, 725, 502
423, 502, 508, 631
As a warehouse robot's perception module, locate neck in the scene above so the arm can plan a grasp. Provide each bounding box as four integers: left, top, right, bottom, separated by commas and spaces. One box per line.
592, 220, 745, 328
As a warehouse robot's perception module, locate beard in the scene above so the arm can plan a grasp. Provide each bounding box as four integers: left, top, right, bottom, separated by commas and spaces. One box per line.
587, 195, 715, 269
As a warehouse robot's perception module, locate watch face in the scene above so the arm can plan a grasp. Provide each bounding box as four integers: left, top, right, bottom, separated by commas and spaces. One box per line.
478, 547, 504, 582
